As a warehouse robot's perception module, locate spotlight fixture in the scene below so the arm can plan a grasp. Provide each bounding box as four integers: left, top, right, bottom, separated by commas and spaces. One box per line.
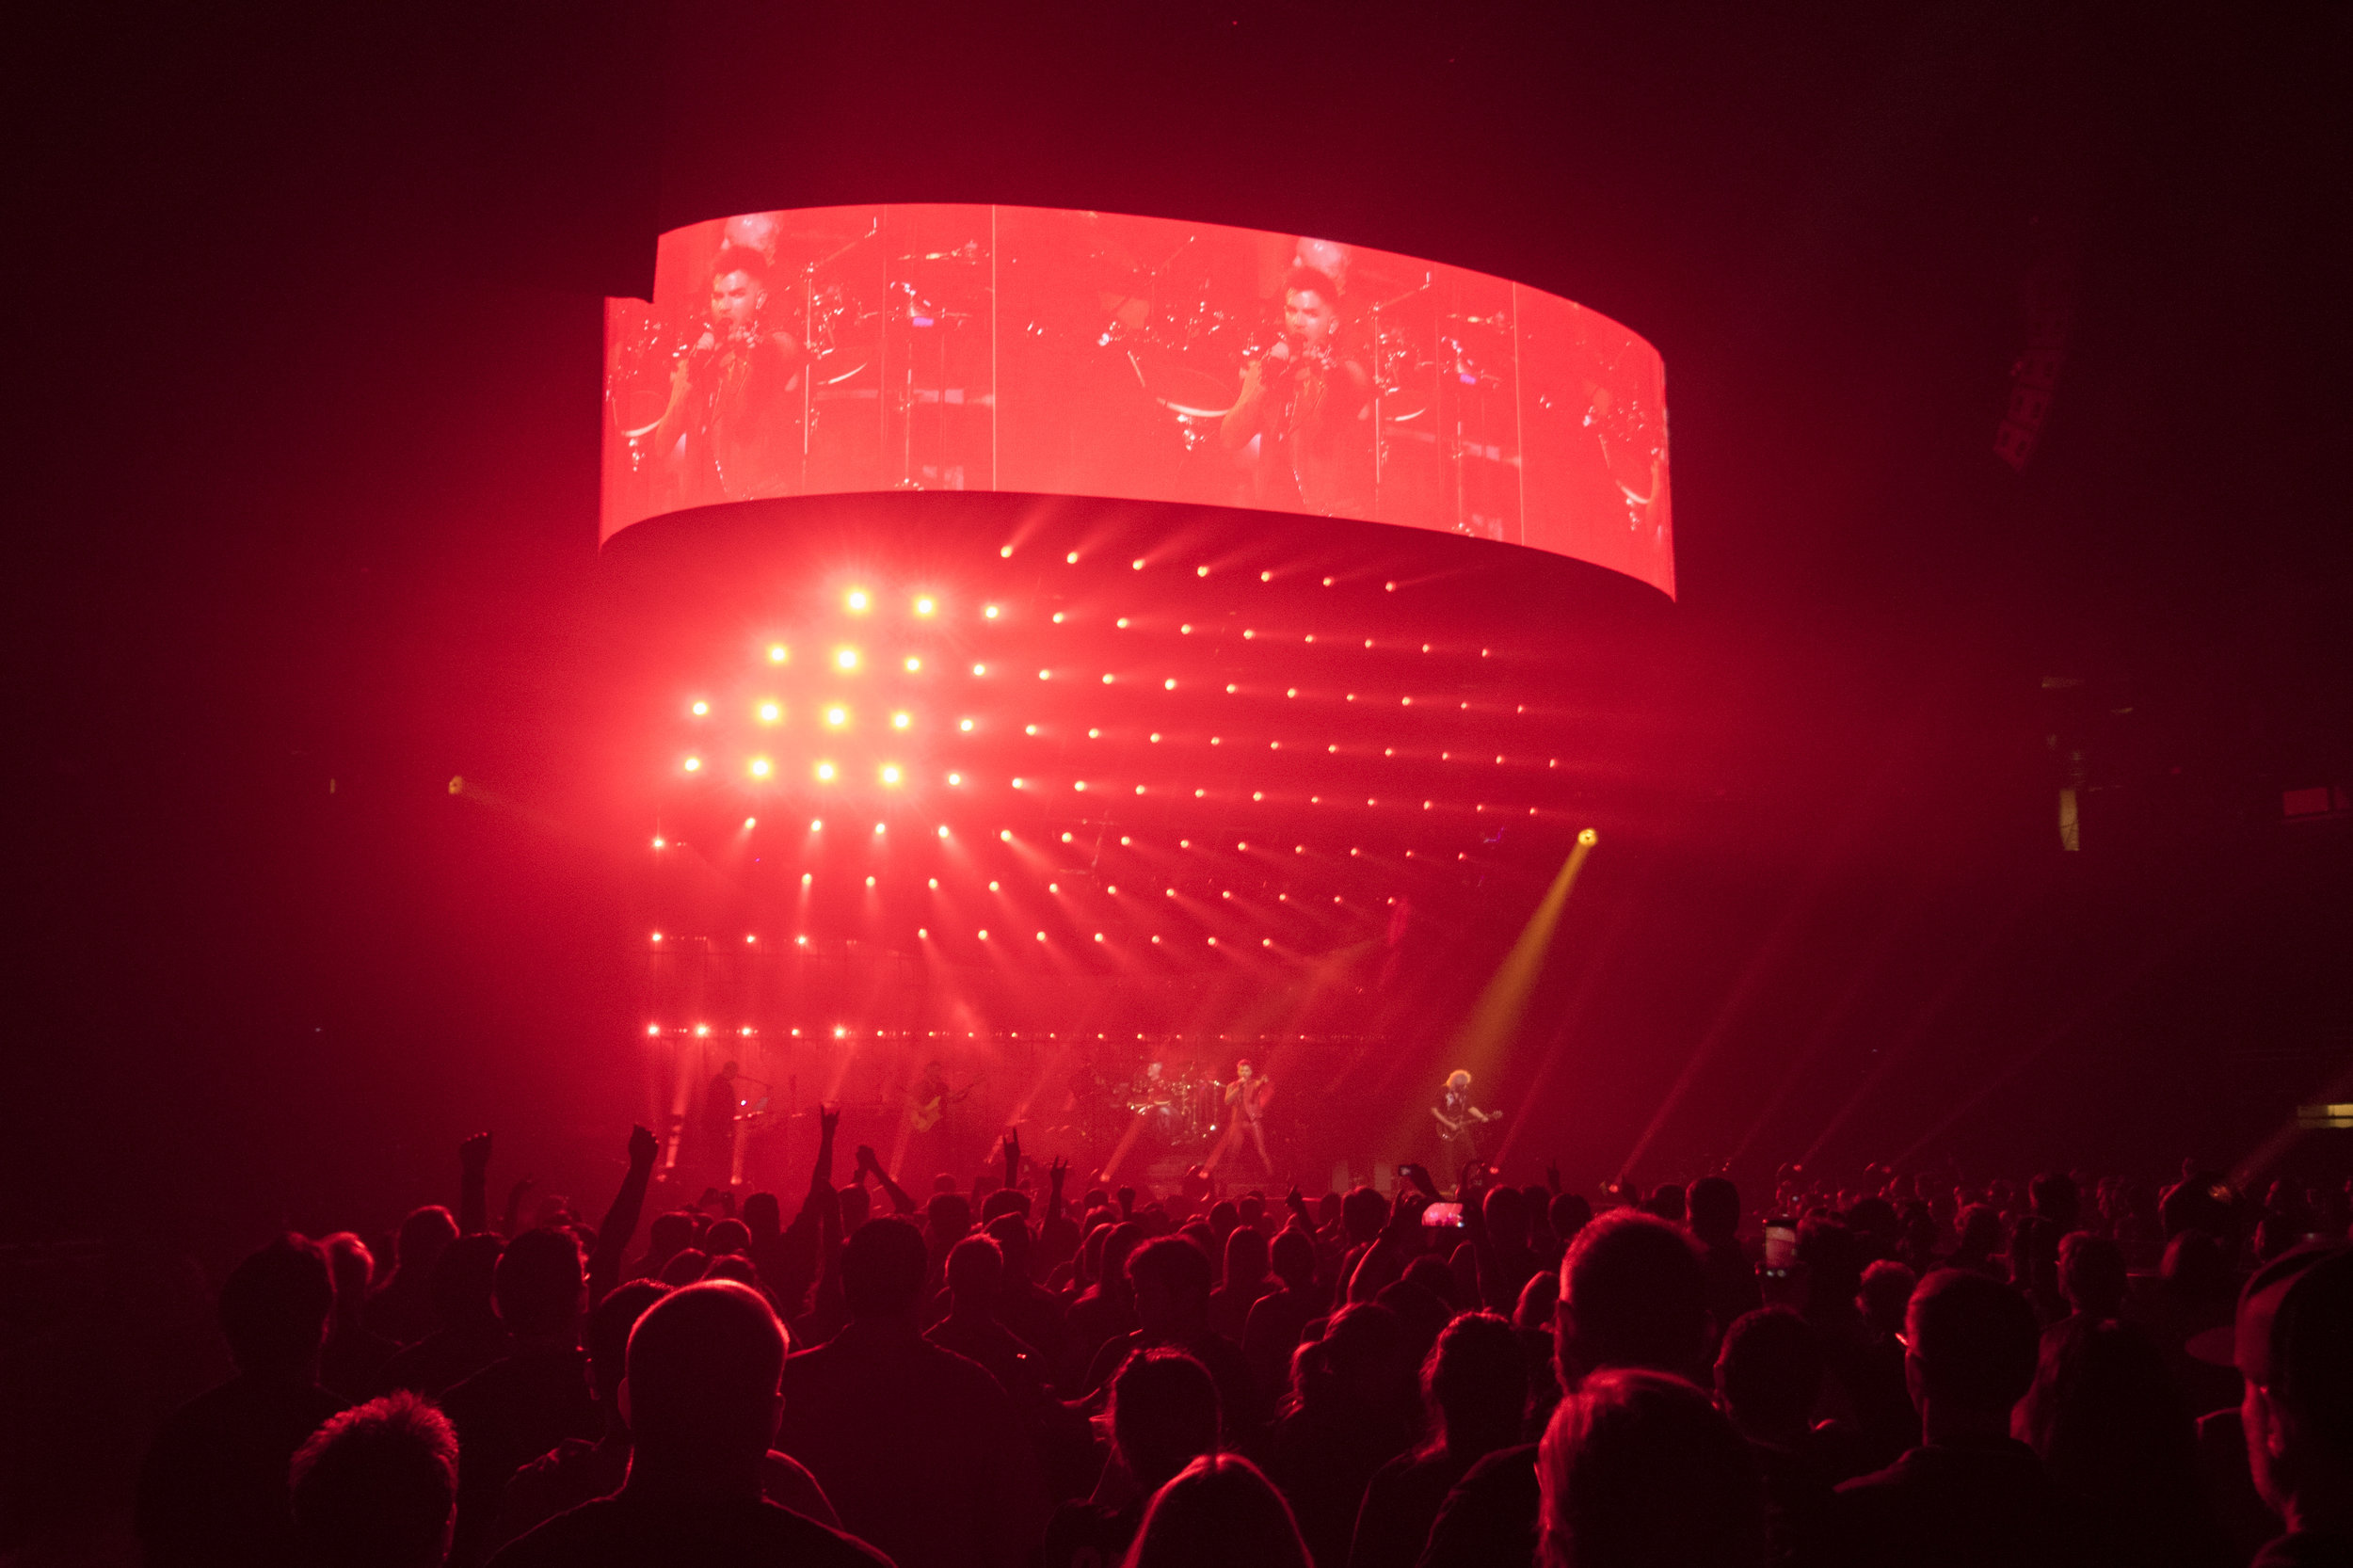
749, 758, 772, 777
768, 645, 788, 663
891, 712, 910, 728
825, 706, 847, 726
845, 588, 870, 612
683, 757, 702, 772
913, 595, 936, 616
904, 656, 921, 672
984, 604, 1000, 618
835, 648, 859, 670
814, 761, 836, 780
691, 699, 710, 716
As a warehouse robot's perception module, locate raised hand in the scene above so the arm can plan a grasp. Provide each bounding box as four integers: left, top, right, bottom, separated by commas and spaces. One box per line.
459, 1132, 493, 1176
820, 1105, 841, 1139
1048, 1155, 1068, 1190
855, 1143, 880, 1171
627, 1125, 659, 1170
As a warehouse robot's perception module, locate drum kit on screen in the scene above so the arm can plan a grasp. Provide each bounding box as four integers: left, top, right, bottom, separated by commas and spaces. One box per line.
612, 212, 1527, 519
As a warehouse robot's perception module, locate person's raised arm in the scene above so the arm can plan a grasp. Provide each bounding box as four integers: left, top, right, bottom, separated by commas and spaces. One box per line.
502, 1175, 537, 1239
1349, 1192, 1429, 1303
856, 1144, 916, 1215
789, 1107, 841, 1233
458, 1132, 492, 1236
1458, 1175, 1513, 1314
587, 1125, 658, 1307
1047, 1155, 1068, 1224
1001, 1128, 1021, 1192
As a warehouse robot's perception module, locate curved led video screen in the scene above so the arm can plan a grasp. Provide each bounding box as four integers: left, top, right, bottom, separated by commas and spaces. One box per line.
603, 205, 1673, 596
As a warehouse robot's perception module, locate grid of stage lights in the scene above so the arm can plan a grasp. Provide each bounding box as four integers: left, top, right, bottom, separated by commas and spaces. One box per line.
648, 554, 1593, 975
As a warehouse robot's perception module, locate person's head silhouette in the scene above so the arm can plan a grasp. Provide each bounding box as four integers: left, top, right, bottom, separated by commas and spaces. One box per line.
289, 1392, 459, 1568
1904, 1269, 2040, 1441
1108, 1349, 1222, 1494
1537, 1368, 1765, 1568
1129, 1236, 1215, 1342
393, 1208, 456, 1279
1424, 1309, 1528, 1458
946, 1234, 1002, 1311
1123, 1452, 1309, 1568
220, 1234, 335, 1378
619, 1280, 789, 1494
1557, 1211, 1708, 1384
842, 1215, 928, 1320
587, 1280, 669, 1413
1688, 1178, 1740, 1244
492, 1227, 584, 1344
1714, 1308, 1821, 1446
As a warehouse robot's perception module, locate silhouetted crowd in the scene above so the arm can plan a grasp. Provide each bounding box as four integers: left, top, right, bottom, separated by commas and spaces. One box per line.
134, 1114, 2353, 1568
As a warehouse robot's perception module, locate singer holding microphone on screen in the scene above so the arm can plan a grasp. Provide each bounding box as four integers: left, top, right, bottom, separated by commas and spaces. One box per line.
1220, 264, 1371, 516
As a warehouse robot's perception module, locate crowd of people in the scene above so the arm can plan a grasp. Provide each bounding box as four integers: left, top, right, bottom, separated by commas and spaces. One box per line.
131, 1112, 2353, 1568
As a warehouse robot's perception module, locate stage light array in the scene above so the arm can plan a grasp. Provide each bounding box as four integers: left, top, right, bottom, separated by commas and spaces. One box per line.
645, 551, 1600, 1013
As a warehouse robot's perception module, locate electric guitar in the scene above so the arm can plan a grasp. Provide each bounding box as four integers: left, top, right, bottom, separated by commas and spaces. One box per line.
1431, 1106, 1501, 1137
908, 1078, 981, 1132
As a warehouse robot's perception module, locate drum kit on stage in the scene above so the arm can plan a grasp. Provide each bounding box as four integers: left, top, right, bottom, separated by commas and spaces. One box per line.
1117, 1071, 1225, 1153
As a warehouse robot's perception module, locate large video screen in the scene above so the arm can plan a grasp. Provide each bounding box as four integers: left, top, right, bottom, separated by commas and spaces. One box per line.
603, 205, 1673, 596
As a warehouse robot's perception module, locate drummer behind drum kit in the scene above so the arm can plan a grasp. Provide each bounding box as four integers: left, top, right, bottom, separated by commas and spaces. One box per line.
614, 212, 1552, 535
1121, 1070, 1227, 1153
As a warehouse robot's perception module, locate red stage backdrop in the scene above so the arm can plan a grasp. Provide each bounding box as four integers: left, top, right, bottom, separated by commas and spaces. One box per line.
604, 205, 1673, 597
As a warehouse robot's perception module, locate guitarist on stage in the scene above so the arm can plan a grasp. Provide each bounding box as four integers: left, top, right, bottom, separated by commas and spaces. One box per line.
1431, 1069, 1499, 1172
906, 1060, 975, 1181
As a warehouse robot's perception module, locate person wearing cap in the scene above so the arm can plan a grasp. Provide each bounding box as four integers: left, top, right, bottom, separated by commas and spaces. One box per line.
2232, 1246, 2353, 1565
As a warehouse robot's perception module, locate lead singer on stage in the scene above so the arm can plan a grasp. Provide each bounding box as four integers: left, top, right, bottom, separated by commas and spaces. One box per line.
1220, 265, 1372, 516
651, 243, 810, 507
1216, 1059, 1275, 1178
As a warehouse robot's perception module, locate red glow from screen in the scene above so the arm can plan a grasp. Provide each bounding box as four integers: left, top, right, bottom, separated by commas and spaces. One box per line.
603, 204, 1672, 596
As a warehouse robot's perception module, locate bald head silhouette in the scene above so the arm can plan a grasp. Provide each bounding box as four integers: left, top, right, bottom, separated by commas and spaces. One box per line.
620, 1281, 788, 1485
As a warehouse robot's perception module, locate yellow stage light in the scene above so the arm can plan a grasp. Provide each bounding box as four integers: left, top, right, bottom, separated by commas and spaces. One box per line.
748, 758, 771, 777
758, 702, 779, 722
845, 588, 870, 612
682, 757, 701, 773
814, 761, 836, 781
835, 648, 859, 671
691, 699, 709, 715
914, 595, 936, 616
